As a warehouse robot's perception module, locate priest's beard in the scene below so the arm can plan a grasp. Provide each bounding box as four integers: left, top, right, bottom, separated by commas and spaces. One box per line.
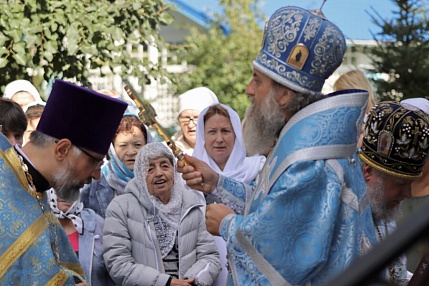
243, 89, 287, 156
53, 161, 82, 203
368, 176, 401, 222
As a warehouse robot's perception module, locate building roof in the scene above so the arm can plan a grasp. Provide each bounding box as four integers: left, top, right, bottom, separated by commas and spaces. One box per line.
161, 0, 230, 43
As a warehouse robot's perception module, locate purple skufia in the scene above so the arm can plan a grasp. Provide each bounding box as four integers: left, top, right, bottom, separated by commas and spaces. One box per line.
37, 79, 127, 155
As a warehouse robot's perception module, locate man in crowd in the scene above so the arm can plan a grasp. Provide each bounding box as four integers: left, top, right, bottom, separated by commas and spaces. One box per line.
178, 5, 377, 286
399, 98, 429, 270
0, 79, 127, 285
359, 101, 429, 284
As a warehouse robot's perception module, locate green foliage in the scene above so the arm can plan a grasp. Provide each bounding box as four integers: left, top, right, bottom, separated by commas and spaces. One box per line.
367, 0, 429, 101
0, 0, 173, 98
173, 0, 265, 118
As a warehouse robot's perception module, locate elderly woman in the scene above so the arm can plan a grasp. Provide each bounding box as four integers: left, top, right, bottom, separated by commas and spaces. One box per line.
193, 103, 266, 285
171, 87, 219, 155
103, 142, 221, 286
81, 112, 152, 217
3, 79, 44, 108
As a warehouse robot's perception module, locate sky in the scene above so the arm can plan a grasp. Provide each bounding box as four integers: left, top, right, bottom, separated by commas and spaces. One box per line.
180, 0, 398, 40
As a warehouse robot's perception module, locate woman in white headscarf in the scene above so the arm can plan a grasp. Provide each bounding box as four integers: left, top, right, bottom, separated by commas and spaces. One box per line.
172, 87, 219, 155
80, 112, 153, 217
193, 103, 265, 184
3, 79, 44, 108
103, 142, 221, 286
192, 103, 266, 286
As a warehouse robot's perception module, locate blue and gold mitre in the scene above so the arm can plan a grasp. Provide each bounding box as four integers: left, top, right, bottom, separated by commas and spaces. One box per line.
359, 101, 429, 179
253, 6, 346, 95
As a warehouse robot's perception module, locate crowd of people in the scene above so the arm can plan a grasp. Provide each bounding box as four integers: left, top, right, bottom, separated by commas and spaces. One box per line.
1, 3, 429, 286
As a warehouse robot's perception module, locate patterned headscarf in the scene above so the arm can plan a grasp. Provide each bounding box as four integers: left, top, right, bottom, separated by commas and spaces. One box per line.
47, 188, 84, 235
103, 115, 153, 194
132, 142, 183, 258
102, 144, 135, 195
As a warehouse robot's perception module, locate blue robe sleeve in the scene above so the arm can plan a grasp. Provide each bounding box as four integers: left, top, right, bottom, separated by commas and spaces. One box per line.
219, 160, 348, 285
214, 174, 252, 215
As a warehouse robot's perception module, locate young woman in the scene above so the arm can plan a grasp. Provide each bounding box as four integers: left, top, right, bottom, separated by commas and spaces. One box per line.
0, 97, 27, 146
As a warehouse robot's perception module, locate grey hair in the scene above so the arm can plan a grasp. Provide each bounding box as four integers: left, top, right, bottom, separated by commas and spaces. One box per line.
272, 81, 325, 116
146, 145, 175, 167
29, 130, 58, 147
135, 142, 176, 176
29, 130, 82, 155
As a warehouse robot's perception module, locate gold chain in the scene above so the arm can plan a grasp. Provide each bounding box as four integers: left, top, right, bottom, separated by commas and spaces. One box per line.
18, 155, 61, 264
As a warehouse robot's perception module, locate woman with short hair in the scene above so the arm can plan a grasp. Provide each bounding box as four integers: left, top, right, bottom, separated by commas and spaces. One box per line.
0, 97, 27, 146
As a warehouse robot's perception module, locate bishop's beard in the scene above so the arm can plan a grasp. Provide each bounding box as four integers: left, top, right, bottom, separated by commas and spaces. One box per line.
243, 89, 287, 156
368, 176, 401, 222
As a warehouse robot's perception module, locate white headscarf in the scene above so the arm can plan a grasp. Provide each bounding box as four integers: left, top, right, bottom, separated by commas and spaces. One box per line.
193, 104, 266, 184
23, 101, 46, 113
178, 87, 219, 114
47, 188, 84, 235
3, 80, 44, 104
401, 98, 429, 115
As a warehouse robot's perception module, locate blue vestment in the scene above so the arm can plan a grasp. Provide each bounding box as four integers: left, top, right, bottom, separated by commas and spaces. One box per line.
215, 91, 378, 285
0, 134, 86, 285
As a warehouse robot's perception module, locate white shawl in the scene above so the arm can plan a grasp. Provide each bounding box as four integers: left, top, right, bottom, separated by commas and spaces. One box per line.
193, 104, 265, 184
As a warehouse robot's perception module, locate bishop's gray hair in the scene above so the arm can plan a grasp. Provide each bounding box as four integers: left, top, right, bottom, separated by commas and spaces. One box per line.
272, 80, 325, 116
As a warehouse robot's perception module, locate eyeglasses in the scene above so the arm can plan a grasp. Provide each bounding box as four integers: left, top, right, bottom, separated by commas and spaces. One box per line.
76, 146, 104, 171
54, 140, 104, 171
179, 116, 198, 125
